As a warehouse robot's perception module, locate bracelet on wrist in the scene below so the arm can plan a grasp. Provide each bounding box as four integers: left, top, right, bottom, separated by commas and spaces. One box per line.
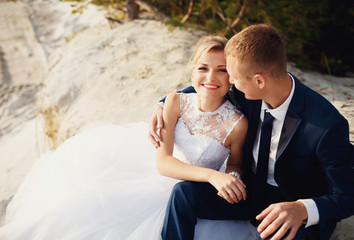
229, 171, 241, 179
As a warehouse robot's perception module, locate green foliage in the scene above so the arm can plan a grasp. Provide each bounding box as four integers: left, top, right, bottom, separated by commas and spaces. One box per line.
80, 0, 353, 76
252, 0, 353, 76
142, 0, 353, 76
90, 0, 125, 8
165, 18, 185, 28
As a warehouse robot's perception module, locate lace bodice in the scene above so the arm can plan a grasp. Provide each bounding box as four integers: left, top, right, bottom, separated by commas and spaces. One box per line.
173, 93, 244, 171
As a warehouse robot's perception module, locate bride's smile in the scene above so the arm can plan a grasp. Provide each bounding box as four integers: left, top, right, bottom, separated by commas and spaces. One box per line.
202, 83, 220, 89
191, 49, 230, 112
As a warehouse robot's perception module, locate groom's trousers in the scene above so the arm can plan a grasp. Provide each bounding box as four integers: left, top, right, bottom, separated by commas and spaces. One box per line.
161, 181, 317, 240
161, 181, 251, 240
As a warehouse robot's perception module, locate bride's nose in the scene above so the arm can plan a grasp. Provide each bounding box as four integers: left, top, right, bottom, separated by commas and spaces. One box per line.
207, 69, 217, 82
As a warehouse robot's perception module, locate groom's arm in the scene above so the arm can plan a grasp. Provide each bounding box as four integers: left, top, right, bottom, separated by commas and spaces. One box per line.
150, 85, 249, 147
159, 86, 196, 104
160, 86, 250, 115
312, 118, 354, 228
149, 86, 196, 148
257, 116, 354, 240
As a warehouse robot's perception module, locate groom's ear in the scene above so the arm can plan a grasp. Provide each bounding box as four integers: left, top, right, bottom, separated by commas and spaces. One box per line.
254, 74, 266, 89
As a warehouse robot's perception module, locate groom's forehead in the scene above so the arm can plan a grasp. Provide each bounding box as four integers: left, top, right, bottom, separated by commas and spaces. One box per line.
226, 57, 241, 71
227, 56, 253, 71
226, 56, 241, 66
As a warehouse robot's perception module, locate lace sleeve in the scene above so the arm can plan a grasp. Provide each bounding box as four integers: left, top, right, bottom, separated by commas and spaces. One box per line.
179, 93, 191, 117
222, 114, 244, 146
178, 94, 245, 148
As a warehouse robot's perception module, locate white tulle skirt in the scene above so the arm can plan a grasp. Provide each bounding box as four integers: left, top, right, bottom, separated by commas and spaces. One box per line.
0, 123, 254, 240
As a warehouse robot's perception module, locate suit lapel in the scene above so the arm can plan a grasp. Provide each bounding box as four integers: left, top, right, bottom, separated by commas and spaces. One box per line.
276, 75, 305, 160
244, 100, 261, 170
244, 75, 306, 163
276, 112, 302, 159
248, 101, 262, 146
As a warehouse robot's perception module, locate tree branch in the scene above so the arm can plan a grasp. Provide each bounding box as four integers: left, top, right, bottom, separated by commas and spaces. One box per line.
216, 6, 226, 22
230, 0, 248, 30
181, 0, 194, 24
135, 0, 170, 21
127, 0, 139, 21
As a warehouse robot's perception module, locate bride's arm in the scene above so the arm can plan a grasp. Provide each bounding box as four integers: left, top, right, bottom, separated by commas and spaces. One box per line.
215, 116, 248, 203
156, 93, 246, 204
224, 116, 248, 177
148, 87, 196, 148
156, 92, 216, 182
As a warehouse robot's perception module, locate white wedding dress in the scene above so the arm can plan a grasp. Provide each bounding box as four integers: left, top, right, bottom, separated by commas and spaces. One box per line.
0, 93, 254, 240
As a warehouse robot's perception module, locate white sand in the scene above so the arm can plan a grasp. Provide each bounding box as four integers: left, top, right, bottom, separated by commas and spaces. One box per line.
0, 0, 353, 237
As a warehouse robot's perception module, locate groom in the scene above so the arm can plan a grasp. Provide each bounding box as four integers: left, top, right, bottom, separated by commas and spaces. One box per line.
149, 24, 354, 239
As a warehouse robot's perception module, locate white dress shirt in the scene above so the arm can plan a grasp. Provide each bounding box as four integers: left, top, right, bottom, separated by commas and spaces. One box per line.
252, 74, 319, 227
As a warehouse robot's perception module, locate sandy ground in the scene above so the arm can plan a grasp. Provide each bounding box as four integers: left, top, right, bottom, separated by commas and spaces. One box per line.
0, 0, 353, 238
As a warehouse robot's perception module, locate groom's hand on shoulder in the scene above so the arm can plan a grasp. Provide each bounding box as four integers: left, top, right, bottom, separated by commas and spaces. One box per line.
148, 104, 164, 148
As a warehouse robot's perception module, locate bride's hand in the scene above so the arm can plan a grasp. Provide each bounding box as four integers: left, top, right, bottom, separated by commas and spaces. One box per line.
209, 171, 247, 204
148, 104, 164, 148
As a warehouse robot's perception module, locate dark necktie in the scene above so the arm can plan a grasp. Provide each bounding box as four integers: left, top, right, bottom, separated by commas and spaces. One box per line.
251, 111, 275, 226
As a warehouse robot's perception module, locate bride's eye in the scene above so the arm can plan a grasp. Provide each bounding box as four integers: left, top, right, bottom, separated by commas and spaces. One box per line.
198, 67, 207, 71
219, 69, 227, 72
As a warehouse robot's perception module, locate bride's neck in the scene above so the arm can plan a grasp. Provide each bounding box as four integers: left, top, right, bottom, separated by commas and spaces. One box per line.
197, 96, 225, 112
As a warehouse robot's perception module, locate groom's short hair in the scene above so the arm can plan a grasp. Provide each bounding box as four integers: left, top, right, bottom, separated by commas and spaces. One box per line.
225, 24, 287, 77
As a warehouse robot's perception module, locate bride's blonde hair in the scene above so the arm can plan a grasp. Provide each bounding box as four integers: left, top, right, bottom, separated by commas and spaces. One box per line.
188, 35, 228, 69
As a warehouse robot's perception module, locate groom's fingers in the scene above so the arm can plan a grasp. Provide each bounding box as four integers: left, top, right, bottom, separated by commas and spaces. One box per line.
153, 104, 164, 130
156, 107, 164, 130
149, 119, 161, 148
256, 202, 306, 240
148, 134, 159, 148
148, 120, 160, 147
148, 106, 164, 147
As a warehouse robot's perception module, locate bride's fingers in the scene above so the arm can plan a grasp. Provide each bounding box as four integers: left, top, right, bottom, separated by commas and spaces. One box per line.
228, 188, 242, 203
233, 182, 247, 200
226, 182, 247, 202
224, 180, 246, 201
229, 175, 247, 193
218, 191, 235, 204
222, 188, 241, 204
217, 192, 229, 202
238, 179, 247, 189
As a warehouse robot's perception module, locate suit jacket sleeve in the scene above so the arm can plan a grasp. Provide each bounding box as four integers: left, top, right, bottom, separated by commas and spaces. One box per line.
312, 117, 354, 225
159, 86, 196, 103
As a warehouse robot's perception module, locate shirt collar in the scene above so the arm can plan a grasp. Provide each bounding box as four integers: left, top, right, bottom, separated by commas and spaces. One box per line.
261, 73, 295, 121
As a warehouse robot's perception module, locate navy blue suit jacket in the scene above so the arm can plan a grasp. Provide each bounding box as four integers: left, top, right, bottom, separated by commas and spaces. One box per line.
180, 73, 354, 239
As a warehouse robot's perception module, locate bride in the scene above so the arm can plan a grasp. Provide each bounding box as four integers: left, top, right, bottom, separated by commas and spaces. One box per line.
0, 35, 253, 239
